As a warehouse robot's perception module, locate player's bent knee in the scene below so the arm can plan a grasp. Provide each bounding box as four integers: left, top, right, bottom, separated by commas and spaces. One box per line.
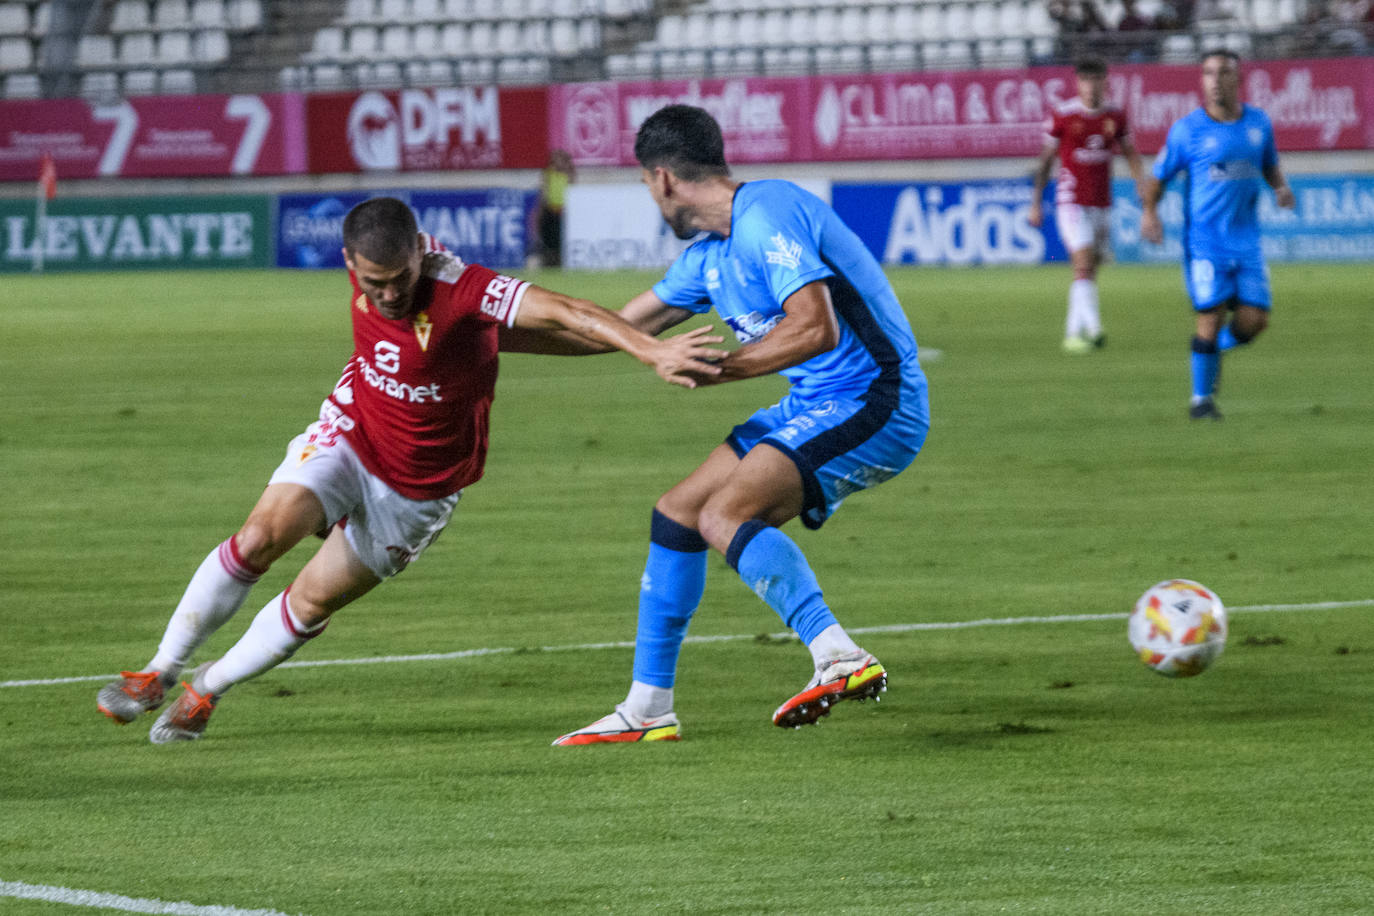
653, 492, 703, 532
283, 588, 334, 629
234, 520, 302, 571
695, 505, 743, 557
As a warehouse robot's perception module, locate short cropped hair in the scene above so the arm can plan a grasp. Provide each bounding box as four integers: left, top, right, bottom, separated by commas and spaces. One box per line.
1200, 47, 1241, 65
633, 104, 731, 182
342, 197, 419, 265
1074, 56, 1107, 77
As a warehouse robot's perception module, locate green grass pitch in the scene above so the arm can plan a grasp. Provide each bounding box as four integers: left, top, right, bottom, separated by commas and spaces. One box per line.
2, 262, 1372, 914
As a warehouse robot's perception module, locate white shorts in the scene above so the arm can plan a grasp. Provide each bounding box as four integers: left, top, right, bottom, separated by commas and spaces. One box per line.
268, 403, 460, 579
1055, 203, 1111, 256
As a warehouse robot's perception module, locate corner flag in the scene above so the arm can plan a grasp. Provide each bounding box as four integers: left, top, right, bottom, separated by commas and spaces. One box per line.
33, 153, 56, 272
39, 152, 57, 200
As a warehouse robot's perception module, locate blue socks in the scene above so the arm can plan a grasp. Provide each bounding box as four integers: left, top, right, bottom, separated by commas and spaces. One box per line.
727, 520, 837, 645
1216, 325, 1237, 352
631, 512, 841, 690
1190, 336, 1220, 401
631, 510, 707, 689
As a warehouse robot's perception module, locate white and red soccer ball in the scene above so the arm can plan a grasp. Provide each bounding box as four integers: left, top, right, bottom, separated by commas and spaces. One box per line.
1129, 579, 1228, 677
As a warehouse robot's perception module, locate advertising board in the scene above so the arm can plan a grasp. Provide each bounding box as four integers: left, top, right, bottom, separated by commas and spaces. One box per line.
0, 94, 305, 181
1111, 173, 1374, 264
278, 189, 536, 270
304, 87, 547, 173
563, 180, 831, 270
1, 194, 272, 272
548, 58, 1374, 167
832, 180, 1067, 266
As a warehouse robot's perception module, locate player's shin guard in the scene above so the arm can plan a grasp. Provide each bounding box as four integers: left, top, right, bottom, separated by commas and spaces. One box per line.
148, 538, 265, 683
631, 511, 708, 693
1190, 336, 1221, 400
727, 520, 845, 656
199, 589, 327, 696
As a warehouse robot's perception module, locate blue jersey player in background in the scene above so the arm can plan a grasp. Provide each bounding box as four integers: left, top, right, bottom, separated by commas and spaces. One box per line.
1140, 49, 1295, 420
545, 104, 931, 744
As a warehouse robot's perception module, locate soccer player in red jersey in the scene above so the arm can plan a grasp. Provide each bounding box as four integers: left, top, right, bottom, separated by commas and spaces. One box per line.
1029, 57, 1145, 354
97, 197, 725, 743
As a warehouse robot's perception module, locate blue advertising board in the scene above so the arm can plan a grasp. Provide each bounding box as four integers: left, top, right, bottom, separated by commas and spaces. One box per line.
833, 180, 1068, 266
1111, 174, 1374, 264
277, 189, 538, 270
837, 174, 1374, 268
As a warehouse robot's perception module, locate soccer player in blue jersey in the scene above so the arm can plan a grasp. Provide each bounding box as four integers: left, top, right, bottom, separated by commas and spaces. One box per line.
1140, 49, 1295, 420
545, 105, 931, 744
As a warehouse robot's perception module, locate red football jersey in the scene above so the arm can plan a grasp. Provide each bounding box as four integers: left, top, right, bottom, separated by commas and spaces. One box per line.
1045, 99, 1129, 207
327, 250, 529, 500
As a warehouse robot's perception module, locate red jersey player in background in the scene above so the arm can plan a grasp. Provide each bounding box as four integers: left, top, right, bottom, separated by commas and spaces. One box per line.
97, 197, 725, 744
1030, 57, 1145, 354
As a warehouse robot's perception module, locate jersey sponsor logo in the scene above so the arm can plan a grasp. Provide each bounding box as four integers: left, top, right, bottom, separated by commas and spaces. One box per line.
358, 351, 444, 404
724, 310, 781, 345
412, 311, 433, 351
373, 341, 401, 373
1207, 160, 1263, 183
765, 232, 803, 271
706, 267, 721, 291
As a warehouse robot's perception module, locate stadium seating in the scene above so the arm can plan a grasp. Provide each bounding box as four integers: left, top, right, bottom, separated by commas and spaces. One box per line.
0, 0, 1326, 99
0, 0, 268, 97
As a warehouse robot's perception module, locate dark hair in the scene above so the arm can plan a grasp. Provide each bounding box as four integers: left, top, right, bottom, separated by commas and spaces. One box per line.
1074, 56, 1107, 77
1200, 47, 1241, 65
342, 197, 419, 265
633, 104, 730, 182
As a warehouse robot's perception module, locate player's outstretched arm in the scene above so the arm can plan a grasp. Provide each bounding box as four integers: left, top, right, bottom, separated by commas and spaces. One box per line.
499, 289, 696, 355
512, 286, 726, 388
696, 280, 839, 386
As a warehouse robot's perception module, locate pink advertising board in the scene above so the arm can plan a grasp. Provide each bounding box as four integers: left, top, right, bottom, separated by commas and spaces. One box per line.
549, 78, 812, 166
0, 93, 306, 181
548, 58, 1374, 166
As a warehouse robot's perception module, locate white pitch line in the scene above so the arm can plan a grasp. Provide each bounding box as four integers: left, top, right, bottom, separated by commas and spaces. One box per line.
5, 598, 1371, 691
0, 879, 302, 916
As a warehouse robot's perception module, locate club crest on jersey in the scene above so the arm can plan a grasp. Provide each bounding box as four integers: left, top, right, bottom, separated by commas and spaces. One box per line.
765, 232, 803, 271
412, 311, 433, 351
354, 294, 370, 314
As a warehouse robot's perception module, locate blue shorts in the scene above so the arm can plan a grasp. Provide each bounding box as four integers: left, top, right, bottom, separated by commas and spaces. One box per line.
725, 380, 930, 530
1184, 251, 1271, 311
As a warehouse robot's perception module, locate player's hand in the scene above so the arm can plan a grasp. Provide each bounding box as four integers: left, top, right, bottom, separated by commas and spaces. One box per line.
1027, 201, 1043, 228
649, 325, 728, 389
1275, 185, 1296, 210
1140, 210, 1164, 244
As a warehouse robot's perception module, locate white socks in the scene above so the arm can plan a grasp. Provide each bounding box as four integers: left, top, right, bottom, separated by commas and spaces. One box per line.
201, 590, 326, 696
1067, 278, 1101, 339
806, 623, 861, 668
622, 625, 861, 718
148, 538, 262, 685
624, 680, 675, 719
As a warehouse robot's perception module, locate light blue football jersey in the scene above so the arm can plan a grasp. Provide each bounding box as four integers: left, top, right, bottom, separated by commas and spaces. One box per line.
652, 180, 923, 407
1152, 105, 1279, 259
